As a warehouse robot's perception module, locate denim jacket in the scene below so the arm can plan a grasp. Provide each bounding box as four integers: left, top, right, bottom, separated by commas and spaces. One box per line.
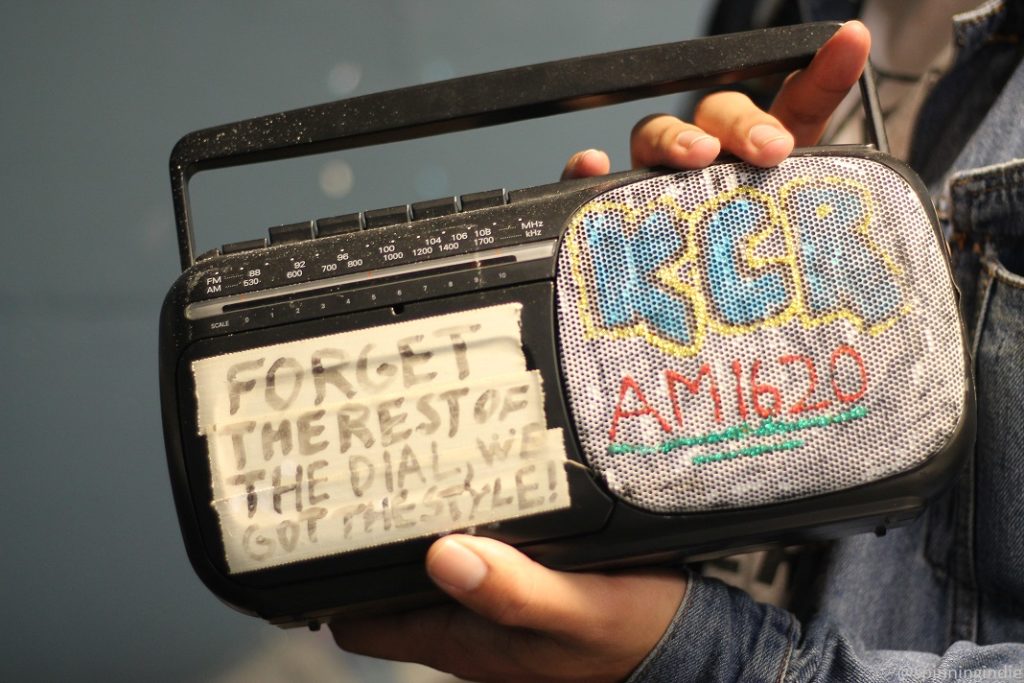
630, 2, 1024, 680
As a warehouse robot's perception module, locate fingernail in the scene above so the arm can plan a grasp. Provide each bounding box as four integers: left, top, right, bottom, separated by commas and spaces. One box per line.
676, 131, 714, 150
571, 148, 603, 169
749, 123, 789, 149
428, 538, 488, 592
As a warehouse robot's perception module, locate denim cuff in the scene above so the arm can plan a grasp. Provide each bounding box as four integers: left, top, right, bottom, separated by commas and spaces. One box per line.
626, 573, 798, 683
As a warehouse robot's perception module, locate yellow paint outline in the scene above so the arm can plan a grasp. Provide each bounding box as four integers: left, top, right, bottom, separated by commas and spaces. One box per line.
660, 186, 801, 338
563, 197, 707, 358
563, 176, 911, 359
779, 176, 910, 336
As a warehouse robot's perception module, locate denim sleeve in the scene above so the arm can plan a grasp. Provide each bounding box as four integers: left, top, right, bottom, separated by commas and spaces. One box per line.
626, 574, 1024, 683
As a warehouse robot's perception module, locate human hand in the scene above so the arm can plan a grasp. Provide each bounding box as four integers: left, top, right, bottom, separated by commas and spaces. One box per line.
561, 20, 871, 179
331, 534, 686, 683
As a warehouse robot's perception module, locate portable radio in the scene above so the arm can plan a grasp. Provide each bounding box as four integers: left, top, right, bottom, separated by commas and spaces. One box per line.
160, 22, 974, 627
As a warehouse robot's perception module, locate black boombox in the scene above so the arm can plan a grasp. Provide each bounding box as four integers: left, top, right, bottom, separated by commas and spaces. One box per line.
160, 23, 974, 628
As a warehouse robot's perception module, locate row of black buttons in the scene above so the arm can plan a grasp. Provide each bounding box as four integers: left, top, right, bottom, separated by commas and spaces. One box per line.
212, 188, 509, 258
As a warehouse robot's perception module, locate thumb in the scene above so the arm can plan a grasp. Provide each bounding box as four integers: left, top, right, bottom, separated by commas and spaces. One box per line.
426, 534, 605, 636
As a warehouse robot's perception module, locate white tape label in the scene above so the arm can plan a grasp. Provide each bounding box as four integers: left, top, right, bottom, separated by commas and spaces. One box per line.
192, 303, 571, 573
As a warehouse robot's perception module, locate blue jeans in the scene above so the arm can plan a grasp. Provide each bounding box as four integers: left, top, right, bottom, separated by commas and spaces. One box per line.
630, 3, 1024, 680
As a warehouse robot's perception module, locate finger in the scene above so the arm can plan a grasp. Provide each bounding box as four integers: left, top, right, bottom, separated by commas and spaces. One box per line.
425, 535, 683, 644
332, 541, 687, 683
694, 91, 794, 167
331, 604, 457, 663
561, 148, 611, 180
770, 20, 871, 145
330, 603, 604, 683
629, 114, 721, 169
426, 535, 593, 635
331, 604, 502, 675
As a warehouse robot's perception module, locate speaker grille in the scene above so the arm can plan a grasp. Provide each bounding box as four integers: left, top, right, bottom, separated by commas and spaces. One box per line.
555, 156, 965, 512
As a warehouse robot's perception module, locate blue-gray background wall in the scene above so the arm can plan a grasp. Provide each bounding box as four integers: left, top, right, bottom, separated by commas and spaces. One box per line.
0, 2, 711, 681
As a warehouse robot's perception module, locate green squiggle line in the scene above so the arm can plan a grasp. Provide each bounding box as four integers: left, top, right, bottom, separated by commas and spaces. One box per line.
753, 404, 868, 438
608, 404, 868, 456
692, 439, 805, 465
607, 423, 752, 455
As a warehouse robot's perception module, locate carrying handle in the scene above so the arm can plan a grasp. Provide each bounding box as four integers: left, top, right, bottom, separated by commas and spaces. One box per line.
171, 21, 885, 270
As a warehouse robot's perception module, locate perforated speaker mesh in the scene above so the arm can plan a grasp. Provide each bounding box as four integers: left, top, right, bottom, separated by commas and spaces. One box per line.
555, 155, 965, 512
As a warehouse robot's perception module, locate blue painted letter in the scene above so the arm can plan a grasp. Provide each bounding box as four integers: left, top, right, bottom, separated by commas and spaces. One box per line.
585, 210, 694, 345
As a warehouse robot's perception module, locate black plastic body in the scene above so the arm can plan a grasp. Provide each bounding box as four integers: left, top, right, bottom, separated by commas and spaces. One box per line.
160, 146, 974, 627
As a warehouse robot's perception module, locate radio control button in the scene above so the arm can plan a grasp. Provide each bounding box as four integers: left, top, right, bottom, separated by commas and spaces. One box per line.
268, 220, 314, 244
221, 237, 267, 255
317, 212, 364, 236
364, 205, 411, 229
460, 188, 508, 211
195, 247, 221, 261
411, 196, 459, 220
